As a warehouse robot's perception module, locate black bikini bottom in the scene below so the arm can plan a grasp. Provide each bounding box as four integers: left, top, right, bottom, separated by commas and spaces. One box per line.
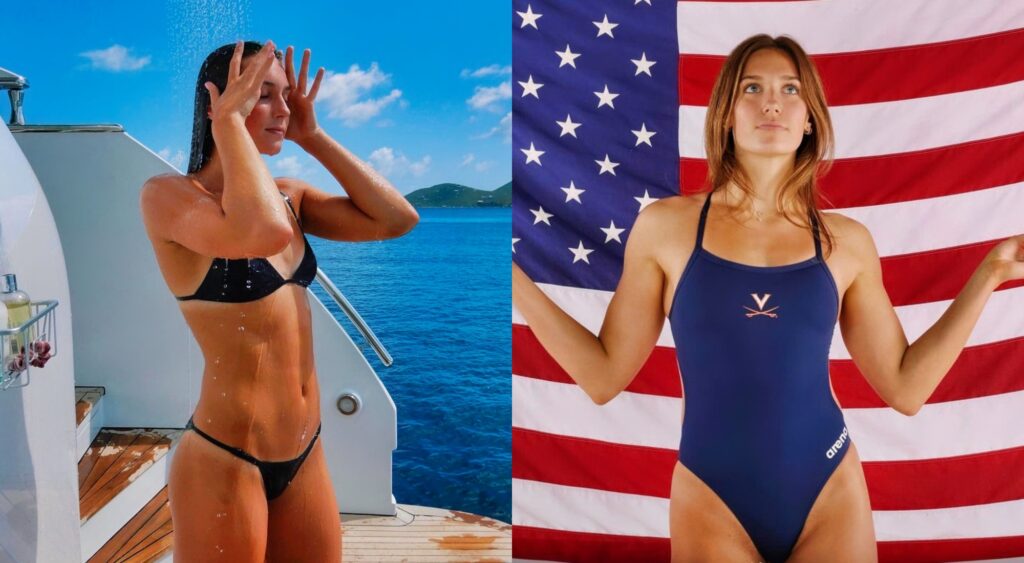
185, 416, 322, 501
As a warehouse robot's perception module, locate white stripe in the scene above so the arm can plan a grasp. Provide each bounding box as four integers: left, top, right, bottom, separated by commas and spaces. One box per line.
846, 389, 1024, 462
680, 80, 1024, 157
512, 283, 676, 347
513, 479, 1024, 543
838, 181, 1024, 257
512, 375, 681, 450
516, 283, 1024, 362
512, 478, 668, 538
875, 498, 1024, 541
677, 0, 1024, 55
514, 372, 1024, 462
830, 284, 1024, 360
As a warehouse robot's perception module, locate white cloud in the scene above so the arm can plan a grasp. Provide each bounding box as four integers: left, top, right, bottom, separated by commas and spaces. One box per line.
474, 161, 494, 172
467, 82, 511, 112
80, 45, 151, 72
157, 148, 186, 170
474, 112, 512, 144
368, 147, 431, 178
460, 64, 512, 79
317, 63, 403, 127
460, 154, 476, 167
274, 156, 307, 177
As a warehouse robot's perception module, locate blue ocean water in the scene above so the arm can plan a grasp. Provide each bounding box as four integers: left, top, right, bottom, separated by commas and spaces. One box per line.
309, 207, 511, 523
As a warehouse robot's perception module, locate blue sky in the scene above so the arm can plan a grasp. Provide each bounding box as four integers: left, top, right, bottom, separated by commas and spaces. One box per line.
6, 0, 510, 193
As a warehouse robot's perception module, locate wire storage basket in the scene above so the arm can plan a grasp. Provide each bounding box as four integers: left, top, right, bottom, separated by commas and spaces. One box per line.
1, 300, 58, 390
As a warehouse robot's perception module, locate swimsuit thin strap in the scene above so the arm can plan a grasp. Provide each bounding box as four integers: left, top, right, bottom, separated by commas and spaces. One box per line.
696, 193, 713, 249
279, 191, 302, 228
810, 211, 823, 260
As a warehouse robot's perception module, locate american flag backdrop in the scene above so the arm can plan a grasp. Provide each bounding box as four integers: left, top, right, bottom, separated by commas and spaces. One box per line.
511, 1, 1024, 562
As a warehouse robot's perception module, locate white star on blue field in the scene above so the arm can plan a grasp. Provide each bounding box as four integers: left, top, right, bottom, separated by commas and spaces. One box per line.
6, 0, 510, 193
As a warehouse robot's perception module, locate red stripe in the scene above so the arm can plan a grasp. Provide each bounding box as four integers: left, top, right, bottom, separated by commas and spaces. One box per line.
832, 335, 1024, 408
513, 427, 1024, 511
679, 29, 1024, 107
878, 238, 1024, 307
515, 323, 1024, 408
513, 324, 682, 398
513, 428, 676, 498
680, 132, 1024, 207
863, 445, 1024, 511
513, 525, 668, 562
513, 528, 1024, 563
878, 535, 1024, 563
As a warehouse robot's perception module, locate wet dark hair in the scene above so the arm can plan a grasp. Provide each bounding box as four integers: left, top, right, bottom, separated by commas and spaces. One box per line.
187, 41, 283, 174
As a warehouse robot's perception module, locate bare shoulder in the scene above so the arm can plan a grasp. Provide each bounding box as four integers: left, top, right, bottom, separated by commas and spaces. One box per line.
139, 173, 212, 240
820, 211, 878, 259
633, 194, 702, 235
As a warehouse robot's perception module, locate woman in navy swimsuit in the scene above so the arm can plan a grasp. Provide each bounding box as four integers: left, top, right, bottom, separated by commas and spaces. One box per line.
513, 34, 1024, 562
140, 41, 418, 561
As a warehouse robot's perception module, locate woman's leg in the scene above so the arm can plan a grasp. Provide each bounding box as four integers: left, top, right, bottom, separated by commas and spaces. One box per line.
169, 431, 269, 562
265, 440, 342, 562
670, 461, 763, 562
788, 441, 877, 562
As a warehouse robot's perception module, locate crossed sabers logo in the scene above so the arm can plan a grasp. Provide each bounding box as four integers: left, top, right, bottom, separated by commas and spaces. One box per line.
744, 293, 779, 319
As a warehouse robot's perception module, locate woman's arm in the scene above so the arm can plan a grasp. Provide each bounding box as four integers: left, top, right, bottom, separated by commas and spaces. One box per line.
282, 47, 419, 241
141, 41, 293, 258
513, 201, 673, 404
839, 217, 1023, 416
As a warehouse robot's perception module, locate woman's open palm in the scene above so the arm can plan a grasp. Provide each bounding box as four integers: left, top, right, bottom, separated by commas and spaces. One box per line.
284, 46, 325, 142
205, 40, 277, 122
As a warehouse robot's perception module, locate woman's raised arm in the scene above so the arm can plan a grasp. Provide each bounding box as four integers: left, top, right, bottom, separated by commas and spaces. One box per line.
513, 203, 673, 404
839, 215, 1024, 416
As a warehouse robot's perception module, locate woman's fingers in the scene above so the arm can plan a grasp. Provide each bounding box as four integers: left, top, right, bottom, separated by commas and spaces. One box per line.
204, 81, 220, 105
307, 67, 325, 101
228, 40, 243, 80
298, 48, 311, 93
285, 46, 296, 90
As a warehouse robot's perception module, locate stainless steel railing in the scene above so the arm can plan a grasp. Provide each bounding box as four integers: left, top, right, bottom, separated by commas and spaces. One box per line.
0, 67, 28, 126
314, 269, 393, 367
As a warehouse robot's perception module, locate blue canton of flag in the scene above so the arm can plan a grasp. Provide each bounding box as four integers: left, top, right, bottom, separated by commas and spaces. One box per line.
513, 0, 679, 291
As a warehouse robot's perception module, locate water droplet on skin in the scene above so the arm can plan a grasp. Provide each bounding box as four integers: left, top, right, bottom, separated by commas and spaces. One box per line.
206, 418, 211, 423
214, 358, 220, 364
221, 392, 226, 397
239, 312, 246, 318
212, 376, 217, 380
238, 326, 245, 332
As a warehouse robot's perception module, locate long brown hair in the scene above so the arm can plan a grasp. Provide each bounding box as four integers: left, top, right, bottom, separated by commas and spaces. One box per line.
703, 34, 835, 257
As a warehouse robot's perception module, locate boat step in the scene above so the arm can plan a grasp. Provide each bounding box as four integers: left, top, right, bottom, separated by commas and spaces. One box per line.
75, 386, 105, 461
79, 428, 180, 561
87, 486, 172, 563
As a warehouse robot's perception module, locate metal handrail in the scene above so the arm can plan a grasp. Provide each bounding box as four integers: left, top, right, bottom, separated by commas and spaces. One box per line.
0, 67, 28, 126
314, 268, 393, 367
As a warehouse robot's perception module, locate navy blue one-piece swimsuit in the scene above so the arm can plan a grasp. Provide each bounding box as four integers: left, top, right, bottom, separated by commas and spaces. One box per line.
668, 193, 849, 562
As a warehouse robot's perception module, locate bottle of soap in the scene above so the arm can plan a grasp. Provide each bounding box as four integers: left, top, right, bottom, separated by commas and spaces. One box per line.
1, 274, 31, 358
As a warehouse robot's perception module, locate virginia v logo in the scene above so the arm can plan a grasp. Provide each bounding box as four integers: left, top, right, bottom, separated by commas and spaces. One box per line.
744, 293, 779, 318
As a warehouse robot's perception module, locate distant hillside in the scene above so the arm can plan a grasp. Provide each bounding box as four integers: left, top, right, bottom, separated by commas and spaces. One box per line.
406, 182, 511, 208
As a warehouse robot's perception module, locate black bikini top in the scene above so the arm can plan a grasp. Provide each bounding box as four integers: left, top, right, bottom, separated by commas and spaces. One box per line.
175, 192, 318, 303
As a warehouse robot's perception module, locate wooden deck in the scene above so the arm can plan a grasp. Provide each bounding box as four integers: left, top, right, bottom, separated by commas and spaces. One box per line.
80, 429, 511, 561
342, 504, 511, 562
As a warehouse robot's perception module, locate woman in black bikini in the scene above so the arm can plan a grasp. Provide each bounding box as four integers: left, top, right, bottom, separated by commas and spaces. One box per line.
140, 40, 418, 561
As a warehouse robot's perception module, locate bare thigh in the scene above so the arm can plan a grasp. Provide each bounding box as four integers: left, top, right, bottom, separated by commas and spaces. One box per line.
169, 431, 269, 562
669, 461, 763, 562
789, 441, 877, 563
265, 440, 342, 563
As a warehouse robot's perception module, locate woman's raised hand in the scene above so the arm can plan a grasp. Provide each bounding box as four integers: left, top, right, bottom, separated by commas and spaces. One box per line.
284, 46, 326, 143
205, 40, 278, 123
983, 234, 1024, 285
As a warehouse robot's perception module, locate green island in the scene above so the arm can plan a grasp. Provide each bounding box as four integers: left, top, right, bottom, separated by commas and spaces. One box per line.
405, 182, 511, 208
